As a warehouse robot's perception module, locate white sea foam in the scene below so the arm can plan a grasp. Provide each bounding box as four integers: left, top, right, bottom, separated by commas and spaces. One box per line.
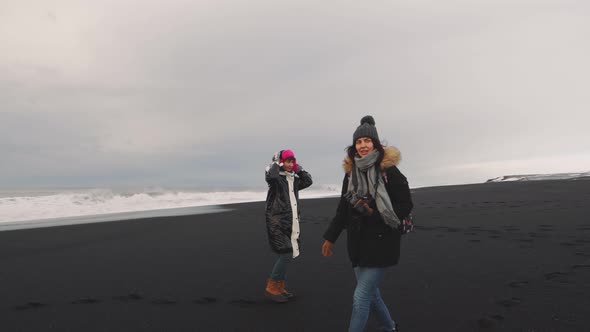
0, 185, 340, 226
486, 172, 590, 182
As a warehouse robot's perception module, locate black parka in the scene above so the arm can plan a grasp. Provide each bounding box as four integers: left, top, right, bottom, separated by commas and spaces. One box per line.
265, 163, 313, 254
323, 147, 413, 267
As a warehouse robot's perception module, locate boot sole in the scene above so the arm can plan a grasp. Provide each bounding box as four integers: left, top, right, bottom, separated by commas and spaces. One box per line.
264, 291, 288, 303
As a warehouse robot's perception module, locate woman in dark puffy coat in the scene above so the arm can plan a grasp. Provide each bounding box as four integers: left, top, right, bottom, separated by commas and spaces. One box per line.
322, 116, 413, 332
264, 149, 312, 303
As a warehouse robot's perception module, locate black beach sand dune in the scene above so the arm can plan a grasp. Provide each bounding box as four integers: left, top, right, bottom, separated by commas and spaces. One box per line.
1, 180, 589, 331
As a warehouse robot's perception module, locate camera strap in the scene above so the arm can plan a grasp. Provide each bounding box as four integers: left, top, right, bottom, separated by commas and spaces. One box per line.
372, 165, 380, 195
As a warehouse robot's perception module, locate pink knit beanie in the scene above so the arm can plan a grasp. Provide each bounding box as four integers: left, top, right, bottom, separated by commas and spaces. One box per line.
280, 149, 298, 171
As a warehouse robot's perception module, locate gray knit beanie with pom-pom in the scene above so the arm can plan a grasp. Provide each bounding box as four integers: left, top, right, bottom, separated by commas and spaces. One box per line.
353, 115, 380, 143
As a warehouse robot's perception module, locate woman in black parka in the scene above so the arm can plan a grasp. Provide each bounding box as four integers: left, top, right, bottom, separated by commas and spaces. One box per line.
322, 116, 413, 332
264, 149, 312, 303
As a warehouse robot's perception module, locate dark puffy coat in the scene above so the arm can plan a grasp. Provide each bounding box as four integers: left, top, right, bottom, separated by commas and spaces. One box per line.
323, 146, 413, 267
265, 163, 313, 254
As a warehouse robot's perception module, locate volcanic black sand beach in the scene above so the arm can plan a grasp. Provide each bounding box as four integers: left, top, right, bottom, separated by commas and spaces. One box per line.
2, 180, 590, 331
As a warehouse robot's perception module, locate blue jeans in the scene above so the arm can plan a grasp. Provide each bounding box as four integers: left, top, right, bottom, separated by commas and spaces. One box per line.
349, 267, 396, 332
269, 253, 292, 280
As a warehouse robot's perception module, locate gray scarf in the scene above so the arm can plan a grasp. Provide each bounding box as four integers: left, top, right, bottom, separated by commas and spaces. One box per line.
347, 149, 401, 229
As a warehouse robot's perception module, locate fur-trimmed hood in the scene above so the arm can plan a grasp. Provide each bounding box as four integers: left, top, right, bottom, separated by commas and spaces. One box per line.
343, 146, 401, 174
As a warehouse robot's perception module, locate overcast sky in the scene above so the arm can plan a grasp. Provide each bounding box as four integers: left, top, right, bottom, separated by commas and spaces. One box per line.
2, 0, 589, 189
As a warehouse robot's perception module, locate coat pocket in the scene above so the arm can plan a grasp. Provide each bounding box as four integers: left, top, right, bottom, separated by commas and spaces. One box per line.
360, 223, 401, 266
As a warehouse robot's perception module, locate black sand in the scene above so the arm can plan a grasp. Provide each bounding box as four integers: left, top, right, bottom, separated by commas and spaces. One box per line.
1, 180, 589, 331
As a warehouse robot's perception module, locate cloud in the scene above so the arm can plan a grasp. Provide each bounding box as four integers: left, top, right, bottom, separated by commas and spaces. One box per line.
1, 0, 590, 188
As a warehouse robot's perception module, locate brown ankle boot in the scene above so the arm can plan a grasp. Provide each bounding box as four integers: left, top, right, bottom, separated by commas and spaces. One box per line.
265, 279, 288, 303
277, 280, 294, 299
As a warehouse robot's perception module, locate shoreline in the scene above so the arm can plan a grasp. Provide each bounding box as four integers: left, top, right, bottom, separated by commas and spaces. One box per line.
5, 178, 589, 232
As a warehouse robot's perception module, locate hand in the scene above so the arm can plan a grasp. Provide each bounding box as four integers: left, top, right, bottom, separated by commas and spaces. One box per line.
295, 164, 304, 173
321, 240, 333, 257
271, 151, 281, 163
353, 199, 374, 216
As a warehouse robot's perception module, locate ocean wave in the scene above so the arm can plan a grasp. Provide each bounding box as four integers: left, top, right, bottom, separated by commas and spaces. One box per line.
0, 186, 340, 224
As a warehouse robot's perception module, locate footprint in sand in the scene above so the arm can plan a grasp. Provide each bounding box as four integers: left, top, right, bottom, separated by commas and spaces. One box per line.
71, 297, 100, 304
507, 280, 529, 288
496, 297, 522, 307
417, 226, 435, 231
151, 298, 177, 305
478, 314, 506, 329
552, 314, 578, 324
13, 301, 48, 310
529, 232, 550, 239
229, 298, 259, 307
113, 293, 143, 302
572, 264, 590, 270
194, 297, 218, 304
504, 227, 520, 232
559, 242, 581, 247
544, 272, 569, 281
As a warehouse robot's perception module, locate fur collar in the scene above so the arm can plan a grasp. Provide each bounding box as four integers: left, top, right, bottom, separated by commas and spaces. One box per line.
343, 146, 401, 174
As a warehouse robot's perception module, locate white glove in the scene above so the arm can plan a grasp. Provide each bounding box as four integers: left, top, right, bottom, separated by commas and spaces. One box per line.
272, 151, 280, 163
272, 151, 284, 166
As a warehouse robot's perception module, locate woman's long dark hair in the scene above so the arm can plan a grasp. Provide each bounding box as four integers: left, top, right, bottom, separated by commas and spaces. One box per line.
346, 138, 385, 166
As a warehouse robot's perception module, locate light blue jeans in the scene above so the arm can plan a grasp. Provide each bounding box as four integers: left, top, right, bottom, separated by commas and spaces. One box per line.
349, 267, 396, 332
269, 253, 292, 280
